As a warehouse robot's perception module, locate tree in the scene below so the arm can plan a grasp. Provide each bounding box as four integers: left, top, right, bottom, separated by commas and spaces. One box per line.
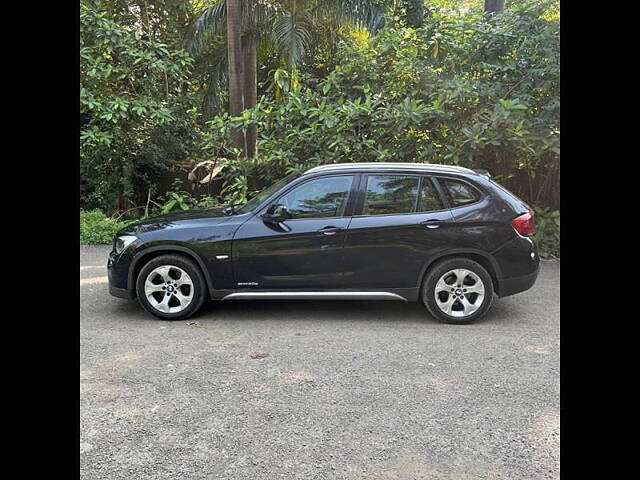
403, 0, 424, 28
485, 0, 506, 13
186, 0, 385, 158
226, 0, 247, 152
80, 1, 197, 212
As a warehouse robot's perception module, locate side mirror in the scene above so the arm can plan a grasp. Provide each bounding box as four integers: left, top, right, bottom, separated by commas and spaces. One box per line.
261, 203, 289, 223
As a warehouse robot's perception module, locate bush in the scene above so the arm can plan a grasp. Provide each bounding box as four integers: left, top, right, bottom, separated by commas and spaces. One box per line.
533, 206, 560, 259
80, 210, 131, 244
80, 2, 199, 214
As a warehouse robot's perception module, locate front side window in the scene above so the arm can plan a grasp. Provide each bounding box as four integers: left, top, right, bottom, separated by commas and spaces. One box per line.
237, 172, 301, 214
276, 175, 354, 219
363, 175, 420, 215
443, 179, 481, 207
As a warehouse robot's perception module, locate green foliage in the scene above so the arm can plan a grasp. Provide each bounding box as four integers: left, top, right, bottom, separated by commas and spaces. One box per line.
80, 210, 131, 244
202, 1, 559, 207
160, 191, 225, 212
194, 195, 220, 208
160, 192, 192, 213
187, 0, 385, 107
533, 206, 560, 258
80, 0, 200, 213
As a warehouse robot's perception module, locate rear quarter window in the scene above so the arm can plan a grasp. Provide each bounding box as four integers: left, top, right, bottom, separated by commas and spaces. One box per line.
442, 179, 482, 207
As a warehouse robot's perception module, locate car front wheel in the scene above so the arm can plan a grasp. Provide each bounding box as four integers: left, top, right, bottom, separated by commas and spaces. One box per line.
422, 258, 494, 324
135, 254, 207, 320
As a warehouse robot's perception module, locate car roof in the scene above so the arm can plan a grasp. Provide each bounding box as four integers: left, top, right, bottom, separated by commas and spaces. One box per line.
303, 162, 478, 176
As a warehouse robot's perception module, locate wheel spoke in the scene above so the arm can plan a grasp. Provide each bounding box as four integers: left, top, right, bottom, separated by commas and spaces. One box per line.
464, 284, 484, 295
173, 291, 192, 305
151, 294, 170, 313
454, 269, 468, 286
435, 277, 453, 293
459, 296, 479, 315
176, 272, 193, 288
154, 266, 171, 283
437, 294, 455, 314
144, 280, 164, 293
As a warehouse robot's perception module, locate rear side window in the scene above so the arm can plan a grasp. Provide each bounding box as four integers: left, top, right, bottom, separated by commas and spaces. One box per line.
443, 179, 481, 207
363, 175, 419, 215
417, 178, 443, 212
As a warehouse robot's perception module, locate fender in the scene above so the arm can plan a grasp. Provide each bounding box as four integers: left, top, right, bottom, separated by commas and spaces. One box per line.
128, 244, 216, 298
416, 248, 503, 289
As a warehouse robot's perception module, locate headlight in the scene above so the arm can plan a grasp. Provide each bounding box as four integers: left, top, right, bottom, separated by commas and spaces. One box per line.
114, 235, 138, 255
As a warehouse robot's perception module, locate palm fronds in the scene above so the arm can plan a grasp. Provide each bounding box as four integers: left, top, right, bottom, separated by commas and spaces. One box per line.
271, 8, 313, 69
185, 0, 227, 53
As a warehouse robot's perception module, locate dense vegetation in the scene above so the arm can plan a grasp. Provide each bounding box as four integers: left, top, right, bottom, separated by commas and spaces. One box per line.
80, 0, 559, 255
80, 210, 133, 244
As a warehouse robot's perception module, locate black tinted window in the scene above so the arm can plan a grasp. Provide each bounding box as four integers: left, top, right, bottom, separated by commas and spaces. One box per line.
363, 175, 419, 215
277, 176, 353, 219
444, 179, 481, 206
417, 178, 443, 212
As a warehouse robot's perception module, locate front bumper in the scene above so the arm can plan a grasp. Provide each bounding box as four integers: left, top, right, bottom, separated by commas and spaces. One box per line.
109, 283, 131, 299
107, 248, 134, 299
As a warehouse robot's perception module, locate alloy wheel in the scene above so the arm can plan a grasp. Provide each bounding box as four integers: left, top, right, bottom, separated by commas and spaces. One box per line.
144, 265, 194, 314
434, 269, 485, 318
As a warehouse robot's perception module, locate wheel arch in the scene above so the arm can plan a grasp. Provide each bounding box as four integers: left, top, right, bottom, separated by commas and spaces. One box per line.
418, 249, 502, 295
128, 246, 215, 299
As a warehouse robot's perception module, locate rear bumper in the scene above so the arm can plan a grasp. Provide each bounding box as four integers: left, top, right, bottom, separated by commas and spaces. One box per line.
497, 268, 539, 298
492, 235, 540, 298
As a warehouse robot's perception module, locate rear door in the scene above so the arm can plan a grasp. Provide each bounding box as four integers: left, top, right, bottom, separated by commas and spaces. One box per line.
342, 173, 454, 289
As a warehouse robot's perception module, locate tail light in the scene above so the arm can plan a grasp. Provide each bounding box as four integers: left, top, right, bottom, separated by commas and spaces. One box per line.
512, 210, 535, 236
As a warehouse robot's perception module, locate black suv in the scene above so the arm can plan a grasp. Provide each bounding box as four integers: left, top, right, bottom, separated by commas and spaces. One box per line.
108, 163, 539, 324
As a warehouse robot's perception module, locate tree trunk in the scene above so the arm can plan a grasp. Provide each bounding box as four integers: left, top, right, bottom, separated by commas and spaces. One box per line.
403, 0, 424, 28
226, 0, 246, 155
484, 0, 506, 13
243, 39, 257, 158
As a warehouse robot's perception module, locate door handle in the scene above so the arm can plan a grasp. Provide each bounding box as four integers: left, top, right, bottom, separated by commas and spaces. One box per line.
318, 226, 341, 235
422, 219, 446, 229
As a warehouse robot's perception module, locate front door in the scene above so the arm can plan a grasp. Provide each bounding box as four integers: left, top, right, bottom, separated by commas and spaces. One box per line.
232, 174, 357, 289
342, 174, 455, 289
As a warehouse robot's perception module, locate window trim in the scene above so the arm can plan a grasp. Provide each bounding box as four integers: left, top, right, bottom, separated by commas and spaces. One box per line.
258, 173, 359, 220
353, 173, 450, 218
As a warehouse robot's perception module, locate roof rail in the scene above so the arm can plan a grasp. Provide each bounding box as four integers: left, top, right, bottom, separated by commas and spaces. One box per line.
304, 162, 476, 175
473, 169, 491, 179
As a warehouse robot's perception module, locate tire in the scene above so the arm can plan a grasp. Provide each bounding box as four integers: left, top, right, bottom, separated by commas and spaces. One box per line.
135, 254, 208, 320
422, 257, 494, 324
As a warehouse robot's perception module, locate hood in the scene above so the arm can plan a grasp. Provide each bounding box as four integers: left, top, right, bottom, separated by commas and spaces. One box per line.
119, 207, 233, 235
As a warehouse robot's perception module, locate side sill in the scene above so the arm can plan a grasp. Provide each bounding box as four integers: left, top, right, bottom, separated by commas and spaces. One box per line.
220, 291, 409, 301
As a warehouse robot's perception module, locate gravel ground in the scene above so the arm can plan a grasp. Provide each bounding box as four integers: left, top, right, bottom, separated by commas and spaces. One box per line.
80, 245, 559, 479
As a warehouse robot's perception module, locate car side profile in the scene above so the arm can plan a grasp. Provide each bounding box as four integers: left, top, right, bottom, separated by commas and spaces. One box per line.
108, 163, 539, 324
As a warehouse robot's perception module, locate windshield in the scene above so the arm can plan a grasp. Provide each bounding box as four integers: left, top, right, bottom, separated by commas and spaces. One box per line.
236, 172, 301, 214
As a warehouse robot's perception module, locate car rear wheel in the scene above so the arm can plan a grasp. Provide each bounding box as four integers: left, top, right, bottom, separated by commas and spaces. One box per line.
135, 254, 207, 320
422, 258, 494, 324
